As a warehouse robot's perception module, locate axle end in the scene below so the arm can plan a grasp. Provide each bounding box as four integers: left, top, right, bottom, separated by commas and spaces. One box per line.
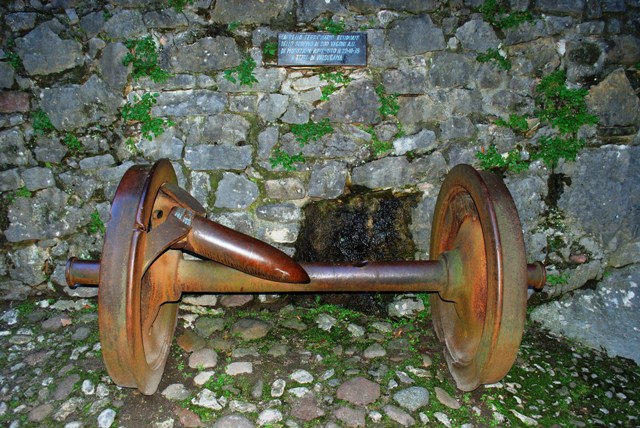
66, 258, 101, 288
527, 262, 546, 291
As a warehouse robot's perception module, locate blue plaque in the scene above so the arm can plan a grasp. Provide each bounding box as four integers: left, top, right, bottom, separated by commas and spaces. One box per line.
277, 32, 367, 66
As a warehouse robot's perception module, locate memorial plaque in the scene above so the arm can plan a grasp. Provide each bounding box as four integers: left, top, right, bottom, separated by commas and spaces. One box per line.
277, 32, 367, 66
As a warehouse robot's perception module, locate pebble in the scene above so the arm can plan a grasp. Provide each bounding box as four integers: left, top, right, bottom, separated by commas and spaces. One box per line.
347, 323, 366, 337
226, 362, 253, 375
383, 404, 415, 426
393, 386, 430, 411
41, 314, 72, 331
97, 408, 116, 428
188, 348, 218, 369
434, 411, 453, 428
229, 399, 257, 413
364, 343, 387, 359
192, 389, 227, 410
81, 379, 95, 395
288, 387, 310, 398
511, 409, 539, 426
258, 408, 283, 426
162, 383, 191, 401
290, 369, 314, 384
220, 294, 254, 307
435, 387, 461, 409
193, 370, 215, 386
336, 377, 380, 406
211, 414, 254, 428
231, 318, 272, 340
315, 314, 337, 331
271, 379, 286, 397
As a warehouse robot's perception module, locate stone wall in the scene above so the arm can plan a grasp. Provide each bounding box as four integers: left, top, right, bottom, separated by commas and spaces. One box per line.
1, 0, 639, 304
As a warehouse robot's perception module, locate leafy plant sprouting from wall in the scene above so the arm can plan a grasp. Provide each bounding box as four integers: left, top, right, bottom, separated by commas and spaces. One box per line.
479, 0, 535, 29
477, 69, 598, 173
319, 71, 352, 101
476, 48, 511, 71
223, 56, 259, 87
269, 119, 334, 171
123, 36, 171, 83
318, 17, 346, 35
121, 92, 175, 144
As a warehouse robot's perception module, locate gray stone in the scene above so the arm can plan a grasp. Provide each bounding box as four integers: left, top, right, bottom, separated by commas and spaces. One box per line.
383, 405, 415, 427
153, 90, 226, 117
192, 388, 227, 410
256, 203, 301, 222
189, 348, 218, 369
194, 317, 225, 336
504, 170, 547, 238
351, 154, 446, 189
264, 178, 306, 200
42, 314, 72, 331
586, 69, 640, 128
55, 374, 81, 401
217, 68, 286, 93
229, 95, 258, 113
455, 20, 500, 53
80, 11, 106, 38
231, 318, 271, 340
21, 167, 55, 191
211, 0, 293, 24
162, 384, 191, 401
0, 129, 29, 167
0, 62, 15, 88
440, 116, 476, 141
220, 294, 254, 307
429, 52, 476, 89
366, 29, 399, 69
347, 0, 439, 13
387, 15, 445, 56
336, 377, 380, 406
281, 102, 310, 124
282, 318, 307, 331
79, 154, 116, 170
312, 79, 380, 124
202, 114, 251, 145
212, 414, 255, 428
290, 393, 325, 421
334, 406, 366, 427
226, 362, 253, 375
558, 145, 639, 251
34, 137, 68, 164
531, 264, 640, 364
6, 12, 37, 32
29, 403, 53, 422
364, 343, 387, 359
383, 68, 427, 95
398, 89, 481, 134
536, 0, 585, 15
388, 297, 425, 318
290, 369, 314, 384
184, 145, 253, 171
99, 43, 130, 92
258, 93, 289, 122
508, 37, 560, 77
41, 75, 122, 131
15, 24, 83, 75
0, 91, 29, 113
59, 171, 100, 200
308, 161, 348, 199
258, 408, 282, 425
103, 10, 145, 40
214, 172, 259, 209
610, 241, 640, 267
256, 220, 299, 244
137, 128, 184, 160
144, 9, 189, 28
393, 129, 436, 156
0, 169, 22, 192
435, 387, 461, 410
170, 37, 242, 73
297, 0, 347, 21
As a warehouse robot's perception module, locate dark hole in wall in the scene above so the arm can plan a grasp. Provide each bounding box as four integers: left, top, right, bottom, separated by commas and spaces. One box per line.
545, 173, 571, 208
290, 190, 420, 315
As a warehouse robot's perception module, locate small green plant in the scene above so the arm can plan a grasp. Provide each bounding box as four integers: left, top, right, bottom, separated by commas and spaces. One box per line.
546, 273, 569, 286
121, 92, 174, 141
476, 48, 511, 71
291, 118, 333, 145
494, 114, 528, 133
318, 17, 346, 35
168, 0, 193, 12
88, 211, 106, 234
269, 148, 306, 172
4, 38, 22, 70
535, 69, 598, 135
63, 133, 83, 154
123, 36, 171, 83
479, 0, 534, 29
223, 56, 259, 87
124, 137, 139, 155
364, 126, 392, 157
31, 110, 55, 135
319, 71, 352, 101
262, 41, 278, 60
375, 85, 400, 119
6, 186, 32, 204
533, 135, 584, 169
227, 21, 241, 31
16, 300, 36, 315
476, 144, 529, 173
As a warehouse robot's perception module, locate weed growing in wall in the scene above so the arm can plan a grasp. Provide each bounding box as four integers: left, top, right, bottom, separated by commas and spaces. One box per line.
318, 17, 346, 35
223, 56, 259, 87
479, 0, 534, 29
123, 36, 171, 83
262, 42, 278, 61
168, 0, 193, 12
364, 126, 393, 157
319, 71, 352, 101
121, 93, 174, 141
477, 69, 598, 173
476, 48, 511, 71
375, 85, 400, 119
63, 133, 83, 155
87, 211, 106, 234
269, 149, 306, 172
291, 118, 333, 146
4, 38, 22, 70
31, 110, 55, 135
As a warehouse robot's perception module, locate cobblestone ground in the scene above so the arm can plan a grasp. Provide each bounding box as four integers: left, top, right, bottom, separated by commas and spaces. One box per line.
1, 296, 638, 428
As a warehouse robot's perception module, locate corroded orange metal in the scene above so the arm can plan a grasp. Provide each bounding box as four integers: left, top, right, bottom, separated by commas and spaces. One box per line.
66, 160, 546, 395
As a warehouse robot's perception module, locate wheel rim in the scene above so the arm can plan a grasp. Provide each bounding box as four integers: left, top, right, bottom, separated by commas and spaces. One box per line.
430, 164, 527, 391
98, 160, 180, 395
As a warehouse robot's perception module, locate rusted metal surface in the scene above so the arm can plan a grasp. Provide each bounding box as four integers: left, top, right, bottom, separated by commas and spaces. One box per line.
430, 164, 528, 391
66, 159, 545, 395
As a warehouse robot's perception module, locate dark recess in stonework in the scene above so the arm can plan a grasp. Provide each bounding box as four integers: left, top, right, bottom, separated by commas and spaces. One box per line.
290, 191, 419, 314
